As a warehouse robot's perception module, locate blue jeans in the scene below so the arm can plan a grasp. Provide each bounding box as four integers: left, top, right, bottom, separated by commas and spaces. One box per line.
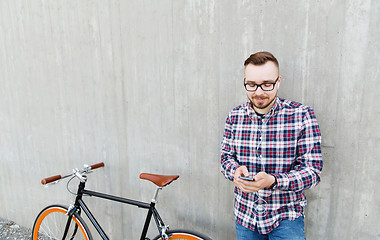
235, 217, 306, 240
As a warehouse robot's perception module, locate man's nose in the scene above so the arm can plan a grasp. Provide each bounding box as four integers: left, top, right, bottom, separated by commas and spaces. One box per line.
255, 86, 265, 95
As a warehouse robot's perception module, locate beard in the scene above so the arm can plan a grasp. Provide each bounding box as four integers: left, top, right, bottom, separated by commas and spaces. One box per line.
249, 93, 277, 111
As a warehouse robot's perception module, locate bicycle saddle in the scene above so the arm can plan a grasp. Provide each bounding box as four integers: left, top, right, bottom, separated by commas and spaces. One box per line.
139, 173, 180, 187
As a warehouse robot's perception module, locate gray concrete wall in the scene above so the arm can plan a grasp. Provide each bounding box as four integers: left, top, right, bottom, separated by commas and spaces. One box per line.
0, 0, 379, 239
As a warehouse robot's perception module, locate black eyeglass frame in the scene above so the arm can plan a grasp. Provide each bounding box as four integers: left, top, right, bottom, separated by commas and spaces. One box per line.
244, 76, 279, 92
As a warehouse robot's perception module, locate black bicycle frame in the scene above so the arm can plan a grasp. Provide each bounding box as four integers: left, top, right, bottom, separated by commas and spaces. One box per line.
67, 180, 166, 240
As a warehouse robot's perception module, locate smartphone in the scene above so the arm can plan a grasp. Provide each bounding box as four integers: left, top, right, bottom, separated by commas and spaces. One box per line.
239, 176, 255, 181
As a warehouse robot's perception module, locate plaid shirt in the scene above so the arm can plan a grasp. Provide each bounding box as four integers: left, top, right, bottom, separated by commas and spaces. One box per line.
221, 97, 323, 234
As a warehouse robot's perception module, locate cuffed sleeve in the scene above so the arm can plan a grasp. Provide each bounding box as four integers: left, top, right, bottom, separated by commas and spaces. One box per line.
273, 108, 323, 192
221, 113, 240, 181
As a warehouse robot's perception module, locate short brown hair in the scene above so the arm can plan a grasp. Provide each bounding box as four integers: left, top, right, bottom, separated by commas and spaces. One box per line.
244, 51, 279, 69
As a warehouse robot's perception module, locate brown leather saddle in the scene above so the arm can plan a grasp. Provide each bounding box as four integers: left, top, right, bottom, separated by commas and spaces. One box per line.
139, 173, 180, 187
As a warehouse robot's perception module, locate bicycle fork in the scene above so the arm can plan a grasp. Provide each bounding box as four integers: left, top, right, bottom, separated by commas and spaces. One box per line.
61, 179, 86, 240
63, 206, 79, 240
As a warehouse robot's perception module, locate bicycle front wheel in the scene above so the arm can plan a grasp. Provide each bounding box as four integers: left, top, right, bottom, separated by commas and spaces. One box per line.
32, 204, 92, 240
153, 229, 212, 240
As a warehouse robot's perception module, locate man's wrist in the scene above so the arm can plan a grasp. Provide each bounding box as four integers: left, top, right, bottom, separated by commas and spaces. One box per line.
269, 175, 277, 190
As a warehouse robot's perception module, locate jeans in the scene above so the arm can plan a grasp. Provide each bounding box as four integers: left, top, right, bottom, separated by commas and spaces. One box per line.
235, 217, 306, 240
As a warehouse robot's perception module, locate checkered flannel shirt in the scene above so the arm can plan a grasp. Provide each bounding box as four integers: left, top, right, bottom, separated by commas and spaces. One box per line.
221, 97, 323, 234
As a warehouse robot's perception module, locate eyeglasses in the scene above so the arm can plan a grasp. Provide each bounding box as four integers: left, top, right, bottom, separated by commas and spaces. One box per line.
244, 76, 279, 92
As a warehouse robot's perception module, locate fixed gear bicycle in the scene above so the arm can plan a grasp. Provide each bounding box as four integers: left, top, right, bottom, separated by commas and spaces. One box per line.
32, 162, 212, 240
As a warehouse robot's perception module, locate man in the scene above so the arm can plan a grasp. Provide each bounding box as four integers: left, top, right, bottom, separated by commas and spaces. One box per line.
220, 51, 323, 240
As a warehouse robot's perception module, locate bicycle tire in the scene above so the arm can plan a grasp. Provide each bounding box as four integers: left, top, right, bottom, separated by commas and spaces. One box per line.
152, 229, 212, 240
32, 204, 92, 240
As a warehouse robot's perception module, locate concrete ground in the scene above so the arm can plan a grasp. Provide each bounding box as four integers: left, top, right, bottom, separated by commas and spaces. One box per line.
0, 218, 31, 240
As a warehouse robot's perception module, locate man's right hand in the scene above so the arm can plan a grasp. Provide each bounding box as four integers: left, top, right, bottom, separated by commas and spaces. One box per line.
233, 166, 250, 190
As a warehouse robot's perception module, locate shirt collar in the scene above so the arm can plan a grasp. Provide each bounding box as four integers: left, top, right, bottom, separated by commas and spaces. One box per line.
245, 97, 281, 119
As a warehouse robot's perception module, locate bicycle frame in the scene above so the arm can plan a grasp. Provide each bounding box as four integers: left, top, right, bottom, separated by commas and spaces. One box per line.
67, 176, 168, 240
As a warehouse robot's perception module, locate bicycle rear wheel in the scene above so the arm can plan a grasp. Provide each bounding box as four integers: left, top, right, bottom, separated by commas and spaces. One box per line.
32, 204, 92, 240
152, 229, 212, 240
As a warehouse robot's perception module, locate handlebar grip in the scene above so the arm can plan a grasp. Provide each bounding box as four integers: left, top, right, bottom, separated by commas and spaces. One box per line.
90, 162, 104, 170
41, 175, 62, 185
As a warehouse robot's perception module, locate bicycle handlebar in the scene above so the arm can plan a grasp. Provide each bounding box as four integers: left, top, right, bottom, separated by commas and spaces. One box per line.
41, 175, 62, 185
90, 162, 105, 170
41, 162, 105, 185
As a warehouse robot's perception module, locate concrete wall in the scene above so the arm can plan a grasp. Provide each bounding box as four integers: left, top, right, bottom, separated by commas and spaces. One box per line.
0, 0, 379, 239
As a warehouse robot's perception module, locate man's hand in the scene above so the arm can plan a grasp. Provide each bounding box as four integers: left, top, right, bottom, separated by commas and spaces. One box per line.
234, 166, 275, 193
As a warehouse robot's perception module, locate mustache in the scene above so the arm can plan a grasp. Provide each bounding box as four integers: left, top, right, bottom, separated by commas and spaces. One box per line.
253, 96, 268, 99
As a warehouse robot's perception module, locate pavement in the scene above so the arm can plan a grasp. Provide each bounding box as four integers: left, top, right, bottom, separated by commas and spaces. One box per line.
0, 218, 31, 240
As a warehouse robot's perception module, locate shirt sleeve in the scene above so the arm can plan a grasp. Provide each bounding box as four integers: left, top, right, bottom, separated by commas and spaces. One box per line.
220, 113, 240, 181
274, 108, 323, 192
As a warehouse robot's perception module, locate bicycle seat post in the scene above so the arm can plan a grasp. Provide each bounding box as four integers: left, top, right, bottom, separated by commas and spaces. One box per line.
152, 187, 162, 203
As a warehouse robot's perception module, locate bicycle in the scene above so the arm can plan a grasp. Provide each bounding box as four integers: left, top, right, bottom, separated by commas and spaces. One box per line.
32, 162, 212, 240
